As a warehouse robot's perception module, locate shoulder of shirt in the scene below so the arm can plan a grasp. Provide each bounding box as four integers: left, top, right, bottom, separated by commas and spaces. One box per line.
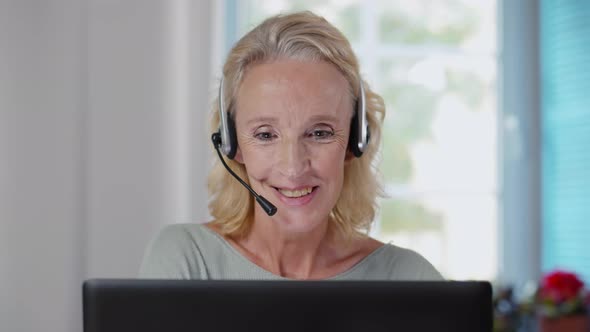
372, 243, 444, 280
139, 223, 219, 279
153, 222, 220, 249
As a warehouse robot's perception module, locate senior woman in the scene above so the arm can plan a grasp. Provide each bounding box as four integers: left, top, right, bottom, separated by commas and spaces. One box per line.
140, 11, 442, 280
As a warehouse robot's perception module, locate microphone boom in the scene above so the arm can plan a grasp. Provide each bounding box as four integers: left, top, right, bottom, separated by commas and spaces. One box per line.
212, 133, 277, 216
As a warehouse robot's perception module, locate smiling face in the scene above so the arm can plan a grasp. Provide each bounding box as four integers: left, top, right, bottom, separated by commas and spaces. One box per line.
234, 59, 354, 234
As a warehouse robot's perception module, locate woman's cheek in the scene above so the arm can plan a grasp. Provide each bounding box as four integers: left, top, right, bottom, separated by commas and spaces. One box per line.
243, 145, 277, 177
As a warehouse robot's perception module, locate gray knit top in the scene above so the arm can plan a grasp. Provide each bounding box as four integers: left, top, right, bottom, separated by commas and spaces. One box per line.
139, 223, 443, 281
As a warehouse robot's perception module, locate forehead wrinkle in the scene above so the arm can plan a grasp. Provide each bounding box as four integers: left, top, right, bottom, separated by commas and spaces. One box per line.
283, 79, 352, 127
238, 90, 351, 129
279, 93, 349, 130
235, 60, 353, 127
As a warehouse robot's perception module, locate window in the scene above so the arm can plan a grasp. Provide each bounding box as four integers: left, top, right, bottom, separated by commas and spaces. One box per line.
225, 0, 498, 280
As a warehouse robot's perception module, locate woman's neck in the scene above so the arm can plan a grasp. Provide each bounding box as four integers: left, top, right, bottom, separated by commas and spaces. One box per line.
236, 214, 343, 279
207, 211, 383, 280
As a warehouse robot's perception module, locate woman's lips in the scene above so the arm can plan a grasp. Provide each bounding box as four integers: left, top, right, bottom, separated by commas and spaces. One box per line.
277, 187, 313, 197
272, 186, 318, 206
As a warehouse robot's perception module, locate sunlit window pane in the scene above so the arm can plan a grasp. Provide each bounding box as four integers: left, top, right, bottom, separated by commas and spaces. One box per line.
377, 56, 497, 188
238, 0, 361, 43
380, 195, 497, 280
377, 0, 497, 53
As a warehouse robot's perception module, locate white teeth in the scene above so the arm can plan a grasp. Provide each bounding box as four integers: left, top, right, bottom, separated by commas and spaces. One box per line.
278, 187, 313, 198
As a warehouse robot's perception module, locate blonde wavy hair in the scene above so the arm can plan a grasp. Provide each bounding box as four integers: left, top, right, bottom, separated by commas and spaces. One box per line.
208, 11, 385, 239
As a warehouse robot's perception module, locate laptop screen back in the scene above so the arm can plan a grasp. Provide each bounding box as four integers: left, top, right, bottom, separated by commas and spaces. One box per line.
83, 279, 492, 332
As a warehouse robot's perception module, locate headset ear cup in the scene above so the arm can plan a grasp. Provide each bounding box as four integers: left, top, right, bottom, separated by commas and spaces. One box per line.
348, 110, 363, 158
226, 113, 238, 159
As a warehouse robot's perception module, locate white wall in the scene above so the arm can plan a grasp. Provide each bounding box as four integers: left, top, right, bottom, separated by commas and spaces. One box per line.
0, 0, 214, 331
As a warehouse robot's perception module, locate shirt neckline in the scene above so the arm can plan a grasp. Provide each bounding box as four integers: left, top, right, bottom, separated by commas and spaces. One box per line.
198, 224, 389, 280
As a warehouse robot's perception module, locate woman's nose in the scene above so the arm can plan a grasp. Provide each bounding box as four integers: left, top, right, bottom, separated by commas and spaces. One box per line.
277, 140, 310, 179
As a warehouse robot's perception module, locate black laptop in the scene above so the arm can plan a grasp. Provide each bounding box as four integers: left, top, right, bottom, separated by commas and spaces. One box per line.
83, 279, 492, 332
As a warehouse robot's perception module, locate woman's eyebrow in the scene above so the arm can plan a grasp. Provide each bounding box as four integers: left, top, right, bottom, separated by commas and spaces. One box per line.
246, 116, 278, 126
307, 114, 340, 124
245, 114, 340, 126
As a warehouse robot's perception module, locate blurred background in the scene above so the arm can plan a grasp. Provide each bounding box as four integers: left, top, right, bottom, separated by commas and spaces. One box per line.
1, 0, 588, 331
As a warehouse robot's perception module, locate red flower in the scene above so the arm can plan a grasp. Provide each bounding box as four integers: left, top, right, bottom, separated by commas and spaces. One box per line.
540, 270, 585, 303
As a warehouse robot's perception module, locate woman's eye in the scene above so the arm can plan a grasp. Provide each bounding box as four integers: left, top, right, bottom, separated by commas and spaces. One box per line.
311, 129, 334, 139
255, 132, 274, 141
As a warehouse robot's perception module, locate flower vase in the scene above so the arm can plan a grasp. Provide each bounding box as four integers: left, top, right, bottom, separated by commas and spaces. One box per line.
539, 315, 590, 332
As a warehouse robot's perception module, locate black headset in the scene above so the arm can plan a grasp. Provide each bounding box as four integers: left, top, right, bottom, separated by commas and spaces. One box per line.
215, 77, 370, 159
